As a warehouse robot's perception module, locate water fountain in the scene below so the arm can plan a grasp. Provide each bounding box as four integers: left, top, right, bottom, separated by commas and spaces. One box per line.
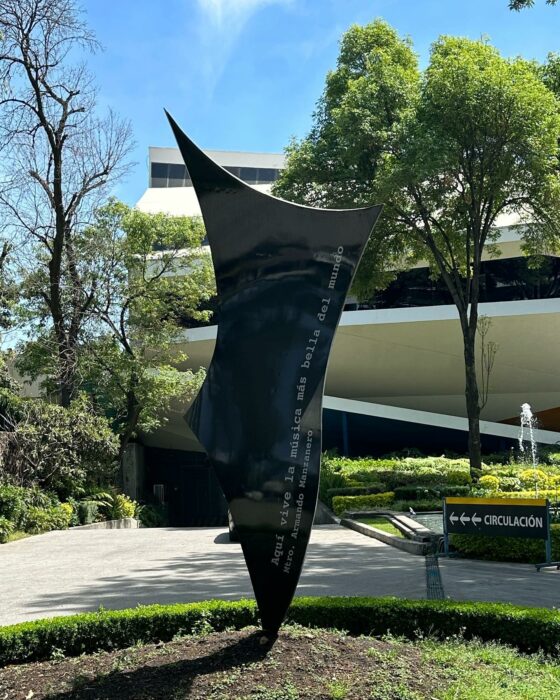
519, 402, 539, 496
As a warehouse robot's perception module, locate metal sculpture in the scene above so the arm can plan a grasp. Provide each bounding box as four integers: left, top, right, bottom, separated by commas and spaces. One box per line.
166, 112, 382, 636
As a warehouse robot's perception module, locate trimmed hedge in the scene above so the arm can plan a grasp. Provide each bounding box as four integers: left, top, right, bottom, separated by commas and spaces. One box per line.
323, 456, 472, 489
451, 525, 560, 563
332, 491, 395, 515
327, 484, 387, 498
2, 597, 560, 666
494, 489, 560, 501
393, 485, 470, 501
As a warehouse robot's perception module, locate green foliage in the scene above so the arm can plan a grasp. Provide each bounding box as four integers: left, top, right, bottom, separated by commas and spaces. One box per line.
80, 490, 138, 521
452, 525, 560, 563
24, 504, 72, 535
393, 484, 470, 500
275, 21, 560, 473
0, 516, 14, 544
136, 503, 169, 528
322, 454, 472, 491
2, 394, 118, 499
2, 597, 560, 667
510, 0, 557, 8
0, 485, 79, 538
318, 457, 347, 506
77, 200, 214, 453
495, 476, 522, 492
488, 489, 560, 501
392, 498, 443, 512
327, 484, 387, 497
332, 491, 395, 515
519, 469, 550, 489
0, 485, 27, 529
77, 501, 99, 525
478, 475, 500, 492
109, 493, 136, 519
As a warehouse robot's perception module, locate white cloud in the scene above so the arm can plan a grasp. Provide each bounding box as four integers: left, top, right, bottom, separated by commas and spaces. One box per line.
195, 0, 292, 93
197, 0, 291, 30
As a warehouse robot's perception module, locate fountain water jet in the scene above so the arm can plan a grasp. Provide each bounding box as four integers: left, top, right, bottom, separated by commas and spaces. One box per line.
519, 403, 539, 496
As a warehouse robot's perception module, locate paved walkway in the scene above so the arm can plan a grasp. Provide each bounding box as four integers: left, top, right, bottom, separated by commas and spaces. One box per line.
0, 525, 425, 626
439, 557, 560, 608
1, 524, 558, 626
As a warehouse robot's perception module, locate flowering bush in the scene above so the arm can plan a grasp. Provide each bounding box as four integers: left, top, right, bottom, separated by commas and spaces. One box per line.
478, 475, 500, 492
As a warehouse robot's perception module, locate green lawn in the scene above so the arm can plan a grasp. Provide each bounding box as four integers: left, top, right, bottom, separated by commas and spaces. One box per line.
6, 531, 30, 543
418, 636, 560, 699
359, 517, 404, 538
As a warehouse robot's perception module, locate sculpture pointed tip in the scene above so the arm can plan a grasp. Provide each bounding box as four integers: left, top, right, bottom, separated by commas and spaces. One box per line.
164, 109, 177, 127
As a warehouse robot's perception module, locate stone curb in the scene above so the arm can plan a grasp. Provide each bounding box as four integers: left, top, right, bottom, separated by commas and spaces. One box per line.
70, 518, 139, 530
340, 517, 432, 555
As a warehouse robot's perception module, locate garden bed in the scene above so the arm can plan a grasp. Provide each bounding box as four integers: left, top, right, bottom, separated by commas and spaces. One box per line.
1, 624, 560, 699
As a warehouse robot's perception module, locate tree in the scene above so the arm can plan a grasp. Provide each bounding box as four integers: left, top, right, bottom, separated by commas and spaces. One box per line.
79, 201, 215, 462
0, 0, 133, 406
274, 21, 560, 473
510, 0, 557, 9
0, 391, 118, 499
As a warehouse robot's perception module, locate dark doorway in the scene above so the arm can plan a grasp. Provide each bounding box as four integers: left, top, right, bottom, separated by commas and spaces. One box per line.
145, 447, 228, 527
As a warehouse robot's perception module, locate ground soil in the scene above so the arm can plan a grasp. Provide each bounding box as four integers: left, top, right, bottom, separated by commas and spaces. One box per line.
0, 626, 444, 700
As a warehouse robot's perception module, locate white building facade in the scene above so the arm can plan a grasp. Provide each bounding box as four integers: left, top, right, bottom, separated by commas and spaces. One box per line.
136, 145, 560, 462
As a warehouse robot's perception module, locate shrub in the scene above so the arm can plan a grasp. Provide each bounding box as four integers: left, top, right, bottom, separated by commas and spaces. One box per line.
321, 455, 472, 490
0, 516, 14, 544
392, 498, 443, 512
0, 485, 26, 529
2, 394, 118, 499
24, 504, 72, 534
497, 476, 522, 492
1, 597, 560, 666
319, 458, 346, 505
327, 484, 386, 498
137, 503, 169, 528
393, 485, 469, 501
498, 490, 560, 501
106, 493, 137, 519
77, 500, 99, 525
332, 492, 395, 515
451, 525, 560, 563
478, 475, 500, 492
519, 469, 550, 490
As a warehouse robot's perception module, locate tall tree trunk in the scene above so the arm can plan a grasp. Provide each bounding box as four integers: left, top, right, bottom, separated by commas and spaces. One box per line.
462, 321, 482, 476
118, 387, 142, 465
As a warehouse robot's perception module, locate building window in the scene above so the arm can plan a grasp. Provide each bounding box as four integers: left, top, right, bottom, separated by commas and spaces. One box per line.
168, 164, 187, 187
151, 162, 281, 188
151, 163, 168, 188
256, 168, 278, 184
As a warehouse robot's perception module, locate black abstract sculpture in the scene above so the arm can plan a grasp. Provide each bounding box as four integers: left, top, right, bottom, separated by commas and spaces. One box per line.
166, 112, 382, 635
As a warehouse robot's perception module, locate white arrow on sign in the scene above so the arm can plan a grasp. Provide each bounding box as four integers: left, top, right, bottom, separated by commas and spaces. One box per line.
472, 513, 482, 526
449, 512, 458, 525
460, 513, 470, 526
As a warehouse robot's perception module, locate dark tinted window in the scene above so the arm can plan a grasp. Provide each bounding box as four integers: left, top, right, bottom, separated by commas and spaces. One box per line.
151, 163, 168, 188
352, 256, 560, 311
168, 164, 186, 187
257, 168, 277, 183
225, 166, 241, 178
240, 167, 258, 183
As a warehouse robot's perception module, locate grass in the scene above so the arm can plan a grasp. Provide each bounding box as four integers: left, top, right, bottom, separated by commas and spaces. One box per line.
6, 530, 30, 543
1, 626, 558, 699
359, 516, 405, 537
420, 636, 560, 699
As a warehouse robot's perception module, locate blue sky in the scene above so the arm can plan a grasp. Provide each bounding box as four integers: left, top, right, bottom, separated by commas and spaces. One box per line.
82, 0, 560, 206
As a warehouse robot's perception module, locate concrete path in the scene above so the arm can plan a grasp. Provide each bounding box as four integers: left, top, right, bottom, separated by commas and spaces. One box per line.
2, 524, 558, 627
439, 557, 560, 608
0, 525, 425, 626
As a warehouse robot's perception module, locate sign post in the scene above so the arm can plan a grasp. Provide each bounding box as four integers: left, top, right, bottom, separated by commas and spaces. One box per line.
443, 497, 558, 571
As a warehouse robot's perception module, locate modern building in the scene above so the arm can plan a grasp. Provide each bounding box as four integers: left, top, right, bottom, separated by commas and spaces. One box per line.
132, 144, 560, 524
